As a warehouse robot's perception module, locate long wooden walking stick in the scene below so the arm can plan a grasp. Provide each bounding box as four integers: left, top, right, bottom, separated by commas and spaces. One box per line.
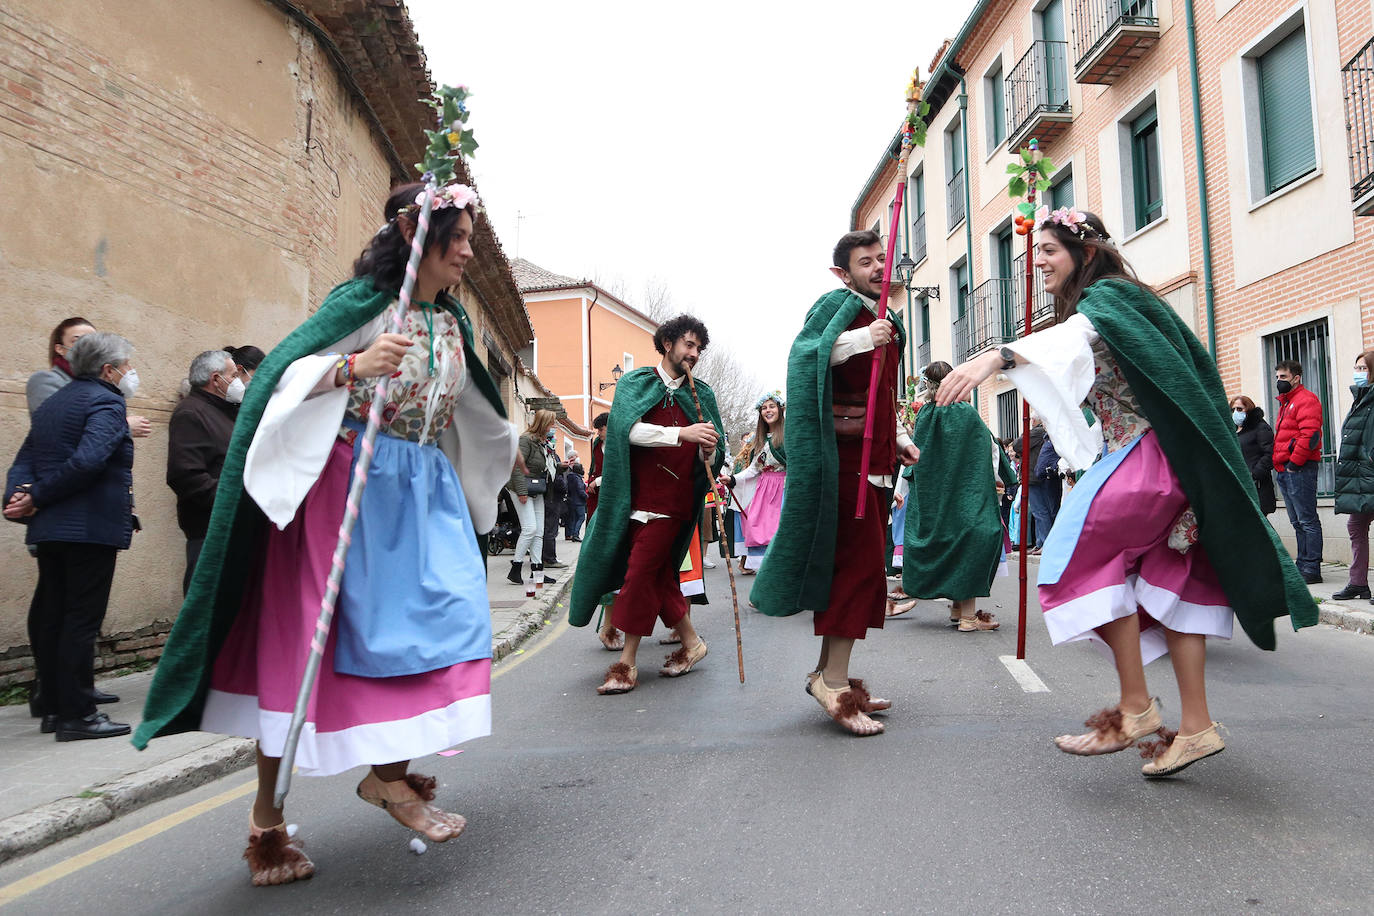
274, 86, 477, 807
1007, 138, 1056, 661
856, 73, 930, 518
684, 366, 744, 684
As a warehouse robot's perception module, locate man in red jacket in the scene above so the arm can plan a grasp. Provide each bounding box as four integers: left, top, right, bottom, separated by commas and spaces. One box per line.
1272, 359, 1324, 584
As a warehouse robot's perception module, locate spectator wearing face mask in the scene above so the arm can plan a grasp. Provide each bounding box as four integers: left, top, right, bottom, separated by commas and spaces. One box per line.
166, 350, 242, 594
224, 345, 266, 387
1332, 350, 1374, 601
1229, 395, 1276, 516
1272, 359, 1324, 584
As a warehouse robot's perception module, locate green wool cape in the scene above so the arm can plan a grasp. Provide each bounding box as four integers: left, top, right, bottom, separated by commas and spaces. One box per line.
902, 402, 1017, 601
1079, 279, 1317, 648
134, 278, 505, 749
567, 367, 725, 627
750, 289, 905, 617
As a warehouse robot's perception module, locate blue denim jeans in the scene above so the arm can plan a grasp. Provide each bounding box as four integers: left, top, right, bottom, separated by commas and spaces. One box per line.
1028, 482, 1060, 548
1276, 461, 1323, 576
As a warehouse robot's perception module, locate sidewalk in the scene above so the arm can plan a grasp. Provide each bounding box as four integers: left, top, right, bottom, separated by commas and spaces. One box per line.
0, 540, 578, 864
1303, 561, 1374, 635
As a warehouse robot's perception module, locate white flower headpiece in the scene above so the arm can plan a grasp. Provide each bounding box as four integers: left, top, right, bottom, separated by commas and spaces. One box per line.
755, 390, 785, 410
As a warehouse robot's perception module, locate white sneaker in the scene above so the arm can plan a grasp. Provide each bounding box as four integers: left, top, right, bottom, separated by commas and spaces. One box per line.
703, 560, 717, 568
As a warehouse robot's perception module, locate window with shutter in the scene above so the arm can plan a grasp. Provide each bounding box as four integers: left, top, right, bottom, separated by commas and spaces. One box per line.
1258, 27, 1316, 194
1130, 105, 1163, 230
987, 63, 1006, 151
1050, 167, 1074, 209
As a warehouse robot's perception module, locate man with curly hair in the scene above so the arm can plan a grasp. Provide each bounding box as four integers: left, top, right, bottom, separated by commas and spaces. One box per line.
568, 314, 727, 694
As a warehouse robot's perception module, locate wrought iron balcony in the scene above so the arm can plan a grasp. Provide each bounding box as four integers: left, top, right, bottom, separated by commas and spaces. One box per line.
1343, 36, 1374, 214
1070, 0, 1160, 85
947, 169, 966, 231
917, 339, 932, 370
910, 212, 928, 264
954, 278, 1020, 363
1005, 40, 1073, 150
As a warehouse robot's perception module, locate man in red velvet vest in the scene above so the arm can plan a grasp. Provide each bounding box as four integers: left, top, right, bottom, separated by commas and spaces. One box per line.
592, 316, 724, 695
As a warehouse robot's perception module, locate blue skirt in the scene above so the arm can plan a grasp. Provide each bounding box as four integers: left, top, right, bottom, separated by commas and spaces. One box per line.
334, 420, 492, 678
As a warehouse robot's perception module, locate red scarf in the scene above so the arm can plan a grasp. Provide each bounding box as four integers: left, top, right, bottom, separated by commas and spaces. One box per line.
53, 355, 72, 375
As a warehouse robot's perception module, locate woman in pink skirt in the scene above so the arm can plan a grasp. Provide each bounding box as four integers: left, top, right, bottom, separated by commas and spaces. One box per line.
720, 391, 786, 574
137, 181, 517, 884
937, 208, 1316, 778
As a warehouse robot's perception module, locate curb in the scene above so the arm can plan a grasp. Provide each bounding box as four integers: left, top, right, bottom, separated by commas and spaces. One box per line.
0, 574, 573, 866
1317, 600, 1374, 635
492, 573, 574, 662
0, 736, 255, 865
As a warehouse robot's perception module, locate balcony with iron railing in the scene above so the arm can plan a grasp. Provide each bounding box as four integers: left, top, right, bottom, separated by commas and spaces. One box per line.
1005, 40, 1073, 149
1343, 36, 1374, 214
947, 170, 966, 231
910, 212, 928, 264
952, 263, 1055, 363
1070, 0, 1160, 85
917, 339, 932, 370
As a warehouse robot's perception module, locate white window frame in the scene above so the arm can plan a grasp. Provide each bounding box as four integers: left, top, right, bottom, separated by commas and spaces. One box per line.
983, 55, 1007, 158
622, 352, 634, 372
1115, 87, 1166, 242
1239, 1, 1322, 210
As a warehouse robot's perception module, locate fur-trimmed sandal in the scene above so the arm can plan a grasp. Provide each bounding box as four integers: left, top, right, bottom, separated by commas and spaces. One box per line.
1139, 722, 1225, 778
805, 671, 891, 714
244, 817, 315, 887
598, 627, 625, 651
1054, 698, 1163, 756
597, 662, 637, 694
356, 771, 465, 842
660, 639, 707, 677
807, 677, 885, 736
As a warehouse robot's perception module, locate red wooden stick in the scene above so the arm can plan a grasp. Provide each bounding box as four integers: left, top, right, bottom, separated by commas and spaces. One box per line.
855, 177, 906, 519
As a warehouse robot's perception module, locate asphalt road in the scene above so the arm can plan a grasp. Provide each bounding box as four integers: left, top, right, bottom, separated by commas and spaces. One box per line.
2, 559, 1371, 915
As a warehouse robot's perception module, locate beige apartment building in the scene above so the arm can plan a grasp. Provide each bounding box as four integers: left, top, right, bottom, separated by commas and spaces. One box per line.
0, 0, 537, 676
854, 0, 1374, 560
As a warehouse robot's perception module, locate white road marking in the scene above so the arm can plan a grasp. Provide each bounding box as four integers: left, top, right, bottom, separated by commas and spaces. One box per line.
999, 655, 1050, 693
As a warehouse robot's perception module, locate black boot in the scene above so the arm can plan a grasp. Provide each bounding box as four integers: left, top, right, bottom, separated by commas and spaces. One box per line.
1331, 583, 1370, 600
506, 561, 523, 585
535, 564, 555, 585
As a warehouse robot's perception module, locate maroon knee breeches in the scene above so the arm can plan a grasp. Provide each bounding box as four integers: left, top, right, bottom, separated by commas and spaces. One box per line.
611, 518, 689, 637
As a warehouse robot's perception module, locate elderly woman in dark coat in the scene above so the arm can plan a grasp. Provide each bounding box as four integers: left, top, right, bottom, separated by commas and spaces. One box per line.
1230, 395, 1276, 516
1332, 350, 1374, 600
6, 332, 137, 740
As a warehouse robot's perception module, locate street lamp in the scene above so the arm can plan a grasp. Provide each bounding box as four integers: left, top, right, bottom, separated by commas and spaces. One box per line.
894, 251, 917, 289
598, 364, 623, 392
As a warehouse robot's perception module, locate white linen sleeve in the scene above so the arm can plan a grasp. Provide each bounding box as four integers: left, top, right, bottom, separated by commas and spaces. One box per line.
1002, 313, 1103, 472
829, 327, 875, 366
628, 422, 681, 447
894, 473, 909, 501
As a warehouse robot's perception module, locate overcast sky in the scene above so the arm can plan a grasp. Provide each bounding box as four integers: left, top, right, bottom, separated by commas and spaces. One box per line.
406, 0, 973, 386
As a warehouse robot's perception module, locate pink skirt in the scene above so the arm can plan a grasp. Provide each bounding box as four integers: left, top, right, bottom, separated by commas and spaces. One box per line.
200, 440, 492, 776
742, 470, 785, 548
1038, 431, 1233, 665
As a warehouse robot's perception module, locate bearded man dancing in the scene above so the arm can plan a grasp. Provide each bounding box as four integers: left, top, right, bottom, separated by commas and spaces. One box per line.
752, 230, 920, 736
569, 315, 726, 694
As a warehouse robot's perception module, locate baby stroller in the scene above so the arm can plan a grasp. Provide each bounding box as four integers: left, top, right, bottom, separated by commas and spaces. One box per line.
488, 490, 520, 556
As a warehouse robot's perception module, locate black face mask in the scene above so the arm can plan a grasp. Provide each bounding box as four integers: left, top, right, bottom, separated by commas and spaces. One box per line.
1276, 379, 1293, 395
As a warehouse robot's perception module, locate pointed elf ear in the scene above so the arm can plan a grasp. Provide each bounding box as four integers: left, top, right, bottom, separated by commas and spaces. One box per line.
829, 265, 851, 284
397, 216, 417, 246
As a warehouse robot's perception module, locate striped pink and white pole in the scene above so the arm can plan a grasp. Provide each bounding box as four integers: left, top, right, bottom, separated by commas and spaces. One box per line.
273, 186, 437, 807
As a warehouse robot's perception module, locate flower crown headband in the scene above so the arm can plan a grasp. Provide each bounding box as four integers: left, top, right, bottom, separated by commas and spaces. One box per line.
1033, 206, 1107, 242
756, 390, 785, 410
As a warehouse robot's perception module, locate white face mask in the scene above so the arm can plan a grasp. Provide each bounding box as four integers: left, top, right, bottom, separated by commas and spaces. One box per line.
117, 367, 140, 398
1232, 409, 1247, 426
225, 376, 246, 404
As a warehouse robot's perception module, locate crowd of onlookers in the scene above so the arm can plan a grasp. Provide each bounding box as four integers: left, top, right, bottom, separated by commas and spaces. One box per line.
5, 316, 262, 742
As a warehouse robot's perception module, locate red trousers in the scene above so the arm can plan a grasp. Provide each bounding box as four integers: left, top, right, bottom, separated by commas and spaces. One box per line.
612, 518, 689, 637
815, 469, 888, 639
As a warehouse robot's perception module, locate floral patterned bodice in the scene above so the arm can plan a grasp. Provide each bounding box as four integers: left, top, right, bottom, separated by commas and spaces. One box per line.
752, 437, 785, 472
1087, 338, 1151, 453
341, 304, 467, 446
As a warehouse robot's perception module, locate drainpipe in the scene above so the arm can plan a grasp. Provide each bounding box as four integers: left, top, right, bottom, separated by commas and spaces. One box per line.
1185, 0, 1219, 359
959, 76, 978, 408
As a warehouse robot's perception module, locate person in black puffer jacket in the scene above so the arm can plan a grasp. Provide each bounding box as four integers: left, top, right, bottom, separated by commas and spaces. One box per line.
1230, 395, 1276, 516
1332, 350, 1374, 600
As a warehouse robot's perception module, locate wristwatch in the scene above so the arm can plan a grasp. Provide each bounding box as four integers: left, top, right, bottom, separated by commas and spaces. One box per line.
998, 346, 1017, 371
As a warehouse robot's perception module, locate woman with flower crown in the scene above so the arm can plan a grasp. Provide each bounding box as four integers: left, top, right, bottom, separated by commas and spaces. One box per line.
136, 180, 517, 885
719, 391, 786, 574
936, 208, 1316, 778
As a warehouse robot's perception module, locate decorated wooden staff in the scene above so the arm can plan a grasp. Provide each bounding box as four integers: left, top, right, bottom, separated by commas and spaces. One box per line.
685, 366, 745, 683
856, 72, 930, 518
274, 86, 478, 807
1006, 138, 1056, 661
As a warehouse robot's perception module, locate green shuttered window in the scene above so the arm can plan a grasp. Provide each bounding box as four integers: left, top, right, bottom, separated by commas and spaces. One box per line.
1131, 105, 1163, 231
1258, 27, 1317, 194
